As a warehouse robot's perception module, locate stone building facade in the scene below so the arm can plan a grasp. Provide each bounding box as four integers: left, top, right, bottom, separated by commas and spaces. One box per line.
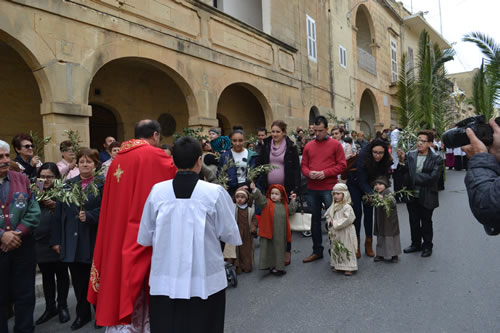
0, 0, 452, 161
1, 0, 334, 161
334, 0, 450, 139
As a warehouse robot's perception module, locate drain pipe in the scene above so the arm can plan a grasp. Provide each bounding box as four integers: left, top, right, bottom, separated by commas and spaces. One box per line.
327, 6, 335, 110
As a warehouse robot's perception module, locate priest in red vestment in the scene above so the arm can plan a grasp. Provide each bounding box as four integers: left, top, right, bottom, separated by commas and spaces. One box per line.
88, 120, 176, 330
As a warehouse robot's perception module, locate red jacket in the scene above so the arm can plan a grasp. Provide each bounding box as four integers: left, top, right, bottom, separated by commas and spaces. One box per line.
301, 137, 346, 191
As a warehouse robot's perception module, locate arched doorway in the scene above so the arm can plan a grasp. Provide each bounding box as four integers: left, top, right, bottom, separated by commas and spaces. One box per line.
217, 83, 268, 135
89, 104, 118, 150
88, 57, 192, 145
309, 106, 320, 124
0, 39, 42, 151
359, 90, 377, 140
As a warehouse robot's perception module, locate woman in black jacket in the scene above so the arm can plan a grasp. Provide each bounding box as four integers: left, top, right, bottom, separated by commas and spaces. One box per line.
256, 120, 300, 265
51, 148, 103, 331
346, 139, 392, 258
34, 163, 71, 326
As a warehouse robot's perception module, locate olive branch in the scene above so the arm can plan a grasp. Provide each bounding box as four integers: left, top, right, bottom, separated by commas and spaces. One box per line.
362, 187, 414, 215
330, 239, 351, 264
246, 164, 279, 183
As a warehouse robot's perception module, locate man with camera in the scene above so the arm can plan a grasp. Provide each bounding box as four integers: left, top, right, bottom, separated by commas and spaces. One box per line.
462, 117, 500, 235
397, 130, 443, 258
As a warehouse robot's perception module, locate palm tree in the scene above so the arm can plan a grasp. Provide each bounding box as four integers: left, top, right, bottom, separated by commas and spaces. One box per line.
463, 32, 500, 119
396, 30, 455, 134
395, 53, 417, 129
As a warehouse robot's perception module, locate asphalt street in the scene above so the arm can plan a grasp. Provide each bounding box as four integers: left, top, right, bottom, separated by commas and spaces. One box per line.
12, 169, 500, 333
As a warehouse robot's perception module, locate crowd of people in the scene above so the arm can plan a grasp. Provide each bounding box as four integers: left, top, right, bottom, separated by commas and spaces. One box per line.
2, 114, 478, 333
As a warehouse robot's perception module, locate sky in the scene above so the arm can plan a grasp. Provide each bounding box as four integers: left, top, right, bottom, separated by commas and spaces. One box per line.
400, 0, 499, 74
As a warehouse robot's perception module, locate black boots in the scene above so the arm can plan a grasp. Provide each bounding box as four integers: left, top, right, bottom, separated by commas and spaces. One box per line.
36, 305, 70, 325
59, 306, 71, 323
35, 308, 58, 325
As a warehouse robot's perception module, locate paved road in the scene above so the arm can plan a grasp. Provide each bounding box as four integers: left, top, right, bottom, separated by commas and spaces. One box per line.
13, 169, 500, 332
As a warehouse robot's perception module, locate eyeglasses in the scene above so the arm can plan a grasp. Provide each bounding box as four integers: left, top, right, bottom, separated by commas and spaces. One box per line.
40, 176, 55, 180
417, 140, 429, 144
0, 154, 9, 159
22, 144, 34, 149
372, 151, 385, 155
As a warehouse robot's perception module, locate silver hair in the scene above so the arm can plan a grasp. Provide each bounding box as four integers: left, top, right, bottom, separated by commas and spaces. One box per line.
0, 140, 10, 152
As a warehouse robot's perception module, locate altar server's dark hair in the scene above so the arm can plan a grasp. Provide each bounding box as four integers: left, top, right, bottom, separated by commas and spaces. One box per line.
172, 136, 202, 169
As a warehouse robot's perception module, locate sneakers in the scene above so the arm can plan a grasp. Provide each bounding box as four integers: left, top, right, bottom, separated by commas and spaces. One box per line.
302, 231, 312, 237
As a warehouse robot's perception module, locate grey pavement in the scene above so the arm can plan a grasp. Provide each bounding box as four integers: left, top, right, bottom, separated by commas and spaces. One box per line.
12, 169, 500, 332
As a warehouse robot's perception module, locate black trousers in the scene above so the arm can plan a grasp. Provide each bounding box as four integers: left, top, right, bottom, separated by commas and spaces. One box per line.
38, 262, 70, 310
407, 201, 435, 250
150, 289, 226, 333
67, 263, 91, 320
0, 237, 36, 333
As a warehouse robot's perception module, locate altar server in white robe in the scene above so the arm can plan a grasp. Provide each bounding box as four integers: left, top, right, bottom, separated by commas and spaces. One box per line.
137, 136, 242, 333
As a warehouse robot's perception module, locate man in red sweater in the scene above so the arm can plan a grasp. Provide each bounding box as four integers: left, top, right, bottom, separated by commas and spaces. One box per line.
301, 116, 346, 262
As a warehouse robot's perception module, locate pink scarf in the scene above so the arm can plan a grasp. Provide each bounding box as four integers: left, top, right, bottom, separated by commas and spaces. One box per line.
271, 138, 286, 157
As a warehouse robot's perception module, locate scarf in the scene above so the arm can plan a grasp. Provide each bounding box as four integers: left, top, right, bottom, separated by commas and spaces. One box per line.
258, 184, 291, 242
270, 138, 286, 157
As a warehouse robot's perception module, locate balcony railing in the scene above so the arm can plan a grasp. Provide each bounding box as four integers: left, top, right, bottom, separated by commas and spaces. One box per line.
357, 47, 377, 76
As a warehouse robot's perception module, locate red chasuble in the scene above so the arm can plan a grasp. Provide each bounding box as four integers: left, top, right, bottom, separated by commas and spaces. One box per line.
88, 139, 176, 326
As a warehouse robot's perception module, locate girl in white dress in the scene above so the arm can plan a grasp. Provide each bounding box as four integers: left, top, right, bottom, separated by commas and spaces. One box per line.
325, 183, 358, 276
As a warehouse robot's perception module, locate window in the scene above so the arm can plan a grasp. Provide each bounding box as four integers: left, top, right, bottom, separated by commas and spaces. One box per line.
306, 15, 317, 62
408, 47, 414, 70
390, 38, 398, 83
339, 45, 347, 68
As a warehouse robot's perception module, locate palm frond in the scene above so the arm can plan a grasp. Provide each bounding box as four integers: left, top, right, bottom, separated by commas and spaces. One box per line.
463, 32, 500, 64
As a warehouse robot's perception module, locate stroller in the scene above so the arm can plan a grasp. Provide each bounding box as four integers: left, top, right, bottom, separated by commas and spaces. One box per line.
225, 262, 238, 288
221, 241, 238, 288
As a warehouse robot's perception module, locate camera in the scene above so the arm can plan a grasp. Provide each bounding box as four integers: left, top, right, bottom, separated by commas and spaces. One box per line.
442, 115, 500, 148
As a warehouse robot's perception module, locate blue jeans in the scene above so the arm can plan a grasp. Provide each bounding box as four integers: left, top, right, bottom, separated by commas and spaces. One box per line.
306, 189, 333, 256
347, 183, 373, 237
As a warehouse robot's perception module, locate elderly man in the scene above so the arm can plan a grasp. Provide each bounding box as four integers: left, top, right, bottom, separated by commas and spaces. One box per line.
0, 140, 41, 333
397, 130, 443, 258
356, 131, 369, 150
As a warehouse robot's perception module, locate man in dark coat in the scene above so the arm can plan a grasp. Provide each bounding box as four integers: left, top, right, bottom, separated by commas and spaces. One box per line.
397, 130, 442, 258
462, 117, 500, 235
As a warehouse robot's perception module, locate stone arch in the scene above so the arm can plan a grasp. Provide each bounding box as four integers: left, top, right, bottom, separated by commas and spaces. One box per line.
89, 103, 123, 150
87, 57, 197, 144
216, 82, 271, 135
0, 30, 49, 150
309, 106, 320, 124
0, 29, 53, 104
354, 4, 375, 55
359, 89, 378, 140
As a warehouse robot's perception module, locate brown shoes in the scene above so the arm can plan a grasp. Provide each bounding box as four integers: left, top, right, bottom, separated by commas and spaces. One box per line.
365, 236, 375, 257
303, 253, 323, 263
